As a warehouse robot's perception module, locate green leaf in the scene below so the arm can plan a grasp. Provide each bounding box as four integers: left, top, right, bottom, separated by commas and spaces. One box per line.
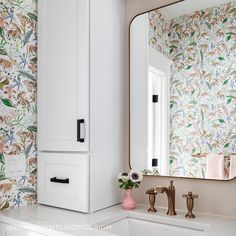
227, 34, 232, 41
0, 28, 6, 41
0, 201, 9, 211
0, 153, 5, 165
200, 50, 203, 61
192, 148, 196, 154
189, 41, 197, 46
176, 89, 182, 96
186, 65, 192, 70
205, 81, 212, 90
223, 79, 229, 85
23, 29, 33, 46
227, 97, 232, 104
190, 31, 195, 38
18, 187, 36, 193
0, 79, 9, 90
27, 126, 37, 132
190, 100, 197, 104
230, 70, 236, 75
229, 8, 236, 14
205, 22, 211, 30
218, 57, 225, 61
1, 98, 15, 108
222, 17, 228, 23
0, 48, 7, 55
171, 80, 179, 84
219, 119, 225, 124
226, 32, 236, 35
0, 173, 6, 181
27, 12, 37, 22
174, 53, 184, 59
201, 110, 204, 121
224, 143, 230, 148
25, 142, 33, 158
18, 70, 36, 81
187, 124, 192, 128
206, 142, 213, 152
30, 57, 37, 63
190, 158, 198, 163
30, 168, 37, 175
176, 32, 182, 40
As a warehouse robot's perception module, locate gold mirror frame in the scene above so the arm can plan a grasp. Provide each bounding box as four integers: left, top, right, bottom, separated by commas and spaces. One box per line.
128, 0, 236, 181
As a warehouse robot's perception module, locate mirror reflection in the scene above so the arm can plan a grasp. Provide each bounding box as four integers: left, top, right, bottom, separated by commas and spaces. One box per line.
130, 0, 236, 180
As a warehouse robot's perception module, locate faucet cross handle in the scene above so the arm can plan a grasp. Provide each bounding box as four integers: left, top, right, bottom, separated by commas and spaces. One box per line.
146, 188, 157, 213
183, 191, 198, 218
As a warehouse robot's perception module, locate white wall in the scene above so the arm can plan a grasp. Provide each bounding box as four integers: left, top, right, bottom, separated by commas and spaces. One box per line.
125, 0, 236, 218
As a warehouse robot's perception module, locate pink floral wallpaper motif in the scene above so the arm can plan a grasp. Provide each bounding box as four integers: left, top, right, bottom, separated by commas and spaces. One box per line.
149, 2, 236, 178
0, 0, 37, 210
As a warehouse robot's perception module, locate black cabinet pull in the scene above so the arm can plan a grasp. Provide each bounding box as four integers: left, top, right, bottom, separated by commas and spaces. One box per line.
77, 119, 85, 143
50, 177, 69, 184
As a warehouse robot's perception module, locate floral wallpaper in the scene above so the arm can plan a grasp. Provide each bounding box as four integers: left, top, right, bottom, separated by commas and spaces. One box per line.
149, 1, 236, 178
149, 10, 169, 57
0, 0, 37, 210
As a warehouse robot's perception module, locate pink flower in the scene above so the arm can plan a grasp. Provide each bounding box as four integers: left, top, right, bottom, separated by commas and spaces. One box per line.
29, 62, 37, 74
0, 143, 6, 153
4, 85, 15, 99
29, 175, 37, 186
0, 17, 5, 28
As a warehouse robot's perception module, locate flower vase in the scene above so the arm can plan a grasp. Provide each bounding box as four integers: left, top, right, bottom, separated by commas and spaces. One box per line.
122, 188, 136, 210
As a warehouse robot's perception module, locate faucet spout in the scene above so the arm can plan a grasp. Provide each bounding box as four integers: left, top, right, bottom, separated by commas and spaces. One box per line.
154, 180, 177, 216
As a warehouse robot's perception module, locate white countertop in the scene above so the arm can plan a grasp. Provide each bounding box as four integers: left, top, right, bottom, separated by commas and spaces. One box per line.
0, 204, 236, 236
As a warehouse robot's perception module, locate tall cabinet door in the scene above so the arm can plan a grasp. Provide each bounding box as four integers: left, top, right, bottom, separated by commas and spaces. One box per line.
38, 0, 89, 152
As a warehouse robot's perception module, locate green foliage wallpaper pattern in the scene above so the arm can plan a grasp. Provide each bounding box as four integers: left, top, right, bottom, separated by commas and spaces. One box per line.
0, 0, 37, 210
149, 1, 236, 178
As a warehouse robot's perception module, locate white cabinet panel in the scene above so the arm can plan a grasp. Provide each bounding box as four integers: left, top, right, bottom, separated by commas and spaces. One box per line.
37, 0, 125, 213
37, 152, 89, 212
38, 0, 89, 152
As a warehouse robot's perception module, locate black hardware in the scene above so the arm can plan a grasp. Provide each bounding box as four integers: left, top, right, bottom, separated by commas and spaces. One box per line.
152, 158, 158, 167
77, 119, 85, 142
50, 177, 69, 184
153, 95, 158, 103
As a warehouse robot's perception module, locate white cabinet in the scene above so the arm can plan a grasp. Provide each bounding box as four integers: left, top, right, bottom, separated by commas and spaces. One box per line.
37, 0, 125, 213
38, 153, 89, 212
0, 222, 43, 236
38, 0, 89, 152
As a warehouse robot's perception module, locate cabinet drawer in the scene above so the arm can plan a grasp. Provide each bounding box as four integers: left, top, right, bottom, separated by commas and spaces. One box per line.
38, 152, 89, 212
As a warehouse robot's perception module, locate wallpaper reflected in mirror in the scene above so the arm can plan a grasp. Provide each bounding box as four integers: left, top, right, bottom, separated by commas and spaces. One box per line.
130, 0, 236, 180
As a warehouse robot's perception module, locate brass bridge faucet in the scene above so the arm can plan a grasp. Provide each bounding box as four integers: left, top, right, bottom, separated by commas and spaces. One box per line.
146, 180, 177, 216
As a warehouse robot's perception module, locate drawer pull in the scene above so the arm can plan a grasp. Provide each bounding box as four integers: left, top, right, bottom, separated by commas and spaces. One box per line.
50, 177, 69, 184
77, 119, 85, 143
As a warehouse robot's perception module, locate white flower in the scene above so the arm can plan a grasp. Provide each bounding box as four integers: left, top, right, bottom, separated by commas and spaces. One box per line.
130, 170, 143, 183
118, 172, 130, 182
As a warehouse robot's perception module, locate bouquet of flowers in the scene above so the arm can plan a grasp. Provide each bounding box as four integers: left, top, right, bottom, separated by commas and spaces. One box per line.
118, 170, 143, 190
